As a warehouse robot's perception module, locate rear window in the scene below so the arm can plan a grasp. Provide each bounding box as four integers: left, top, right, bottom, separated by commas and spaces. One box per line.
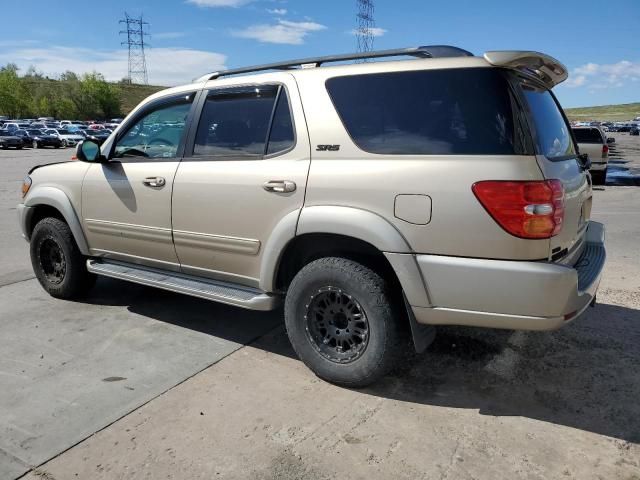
572, 128, 603, 144
520, 83, 576, 159
325, 68, 530, 155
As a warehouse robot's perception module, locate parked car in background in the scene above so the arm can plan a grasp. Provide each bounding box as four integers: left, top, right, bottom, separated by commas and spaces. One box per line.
30, 122, 47, 130
572, 126, 609, 184
14, 129, 62, 149
2, 122, 30, 132
0, 130, 24, 149
631, 125, 640, 136
43, 129, 86, 147
85, 129, 111, 145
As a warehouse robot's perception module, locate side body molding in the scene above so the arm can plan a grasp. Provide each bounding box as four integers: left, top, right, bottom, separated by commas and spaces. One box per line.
24, 186, 90, 255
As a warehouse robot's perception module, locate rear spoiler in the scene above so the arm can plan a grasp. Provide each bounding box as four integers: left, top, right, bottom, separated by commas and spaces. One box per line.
483, 51, 568, 88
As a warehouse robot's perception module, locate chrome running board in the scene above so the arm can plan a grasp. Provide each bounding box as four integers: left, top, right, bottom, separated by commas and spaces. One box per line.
87, 259, 279, 311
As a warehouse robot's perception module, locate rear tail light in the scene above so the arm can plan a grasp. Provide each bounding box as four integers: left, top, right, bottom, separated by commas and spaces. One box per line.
472, 180, 565, 239
602, 144, 609, 156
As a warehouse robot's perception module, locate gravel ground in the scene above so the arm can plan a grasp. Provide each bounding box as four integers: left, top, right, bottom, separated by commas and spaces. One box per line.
1, 134, 639, 479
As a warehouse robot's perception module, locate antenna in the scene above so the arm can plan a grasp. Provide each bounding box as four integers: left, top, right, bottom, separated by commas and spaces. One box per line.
356, 0, 375, 55
119, 12, 150, 85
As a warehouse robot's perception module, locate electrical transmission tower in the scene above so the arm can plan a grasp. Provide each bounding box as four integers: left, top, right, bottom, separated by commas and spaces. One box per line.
356, 0, 375, 54
119, 13, 150, 85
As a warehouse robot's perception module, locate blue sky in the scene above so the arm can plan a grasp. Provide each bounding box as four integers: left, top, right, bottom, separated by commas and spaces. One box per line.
0, 0, 638, 107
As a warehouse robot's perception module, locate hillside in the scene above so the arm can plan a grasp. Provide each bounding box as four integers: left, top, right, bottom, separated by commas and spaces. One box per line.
118, 83, 166, 114
564, 103, 640, 122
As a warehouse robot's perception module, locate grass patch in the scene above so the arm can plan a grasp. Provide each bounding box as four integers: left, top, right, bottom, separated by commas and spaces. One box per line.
564, 103, 640, 122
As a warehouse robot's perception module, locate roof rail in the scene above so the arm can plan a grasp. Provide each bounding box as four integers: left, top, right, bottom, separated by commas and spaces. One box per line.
196, 45, 473, 82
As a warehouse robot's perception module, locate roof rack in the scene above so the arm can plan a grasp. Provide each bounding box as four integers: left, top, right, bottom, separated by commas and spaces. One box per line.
196, 45, 473, 82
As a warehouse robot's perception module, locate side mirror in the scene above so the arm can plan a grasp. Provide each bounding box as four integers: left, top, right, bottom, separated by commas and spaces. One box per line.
76, 140, 104, 162
607, 137, 615, 144
577, 153, 591, 171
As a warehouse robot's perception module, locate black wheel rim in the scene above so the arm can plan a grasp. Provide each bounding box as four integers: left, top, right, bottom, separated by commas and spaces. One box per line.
304, 286, 369, 364
38, 238, 66, 284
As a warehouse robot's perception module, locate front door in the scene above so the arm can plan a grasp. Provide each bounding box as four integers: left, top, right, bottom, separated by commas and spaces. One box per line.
171, 77, 310, 287
81, 93, 197, 270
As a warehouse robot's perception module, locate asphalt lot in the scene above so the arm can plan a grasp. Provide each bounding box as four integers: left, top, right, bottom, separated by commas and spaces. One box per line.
1, 137, 639, 479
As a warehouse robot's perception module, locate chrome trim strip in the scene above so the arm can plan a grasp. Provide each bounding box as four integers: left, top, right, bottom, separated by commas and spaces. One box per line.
173, 229, 261, 255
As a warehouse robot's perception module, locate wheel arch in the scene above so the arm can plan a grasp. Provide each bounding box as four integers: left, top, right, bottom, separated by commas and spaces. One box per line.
259, 205, 412, 293
24, 186, 90, 255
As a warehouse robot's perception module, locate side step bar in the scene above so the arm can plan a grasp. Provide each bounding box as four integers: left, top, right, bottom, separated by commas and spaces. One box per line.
87, 259, 280, 311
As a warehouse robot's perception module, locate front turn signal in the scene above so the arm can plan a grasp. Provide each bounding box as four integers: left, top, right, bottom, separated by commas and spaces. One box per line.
21, 176, 32, 198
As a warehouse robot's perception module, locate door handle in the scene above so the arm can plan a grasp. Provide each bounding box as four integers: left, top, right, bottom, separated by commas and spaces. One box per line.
263, 180, 296, 193
143, 176, 166, 188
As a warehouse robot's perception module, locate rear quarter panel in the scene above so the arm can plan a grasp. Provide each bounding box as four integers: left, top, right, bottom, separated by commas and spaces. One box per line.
295, 65, 550, 260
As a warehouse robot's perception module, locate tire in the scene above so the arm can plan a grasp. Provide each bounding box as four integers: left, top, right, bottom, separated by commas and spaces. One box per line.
285, 257, 406, 388
592, 168, 607, 185
32, 140, 38, 149
61, 139, 68, 148
54, 144, 60, 149
1, 144, 7, 150
30, 217, 96, 299
17, 145, 23, 150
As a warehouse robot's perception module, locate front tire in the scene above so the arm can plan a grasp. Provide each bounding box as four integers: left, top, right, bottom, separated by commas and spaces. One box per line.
30, 217, 95, 299
285, 257, 405, 388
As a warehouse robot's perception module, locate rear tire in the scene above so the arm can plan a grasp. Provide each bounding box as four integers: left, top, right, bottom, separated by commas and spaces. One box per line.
592, 168, 607, 185
30, 217, 95, 299
284, 257, 405, 388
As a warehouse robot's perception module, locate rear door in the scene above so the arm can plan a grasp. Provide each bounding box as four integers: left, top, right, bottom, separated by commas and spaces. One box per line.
171, 76, 310, 287
518, 79, 591, 263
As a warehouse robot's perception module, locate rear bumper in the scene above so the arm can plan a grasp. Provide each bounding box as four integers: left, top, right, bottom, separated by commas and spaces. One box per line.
410, 221, 606, 331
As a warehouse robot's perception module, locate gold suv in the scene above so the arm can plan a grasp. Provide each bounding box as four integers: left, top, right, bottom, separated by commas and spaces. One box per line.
18, 46, 606, 386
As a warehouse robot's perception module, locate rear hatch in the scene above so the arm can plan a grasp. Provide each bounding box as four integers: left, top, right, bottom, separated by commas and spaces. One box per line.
516, 77, 592, 264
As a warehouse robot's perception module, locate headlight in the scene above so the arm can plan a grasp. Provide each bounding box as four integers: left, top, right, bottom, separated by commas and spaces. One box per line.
21, 176, 32, 198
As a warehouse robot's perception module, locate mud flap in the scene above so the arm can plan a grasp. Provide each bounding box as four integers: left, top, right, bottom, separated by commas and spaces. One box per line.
403, 294, 436, 353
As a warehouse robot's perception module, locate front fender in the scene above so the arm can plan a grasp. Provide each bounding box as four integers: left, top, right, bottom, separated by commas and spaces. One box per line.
23, 186, 90, 255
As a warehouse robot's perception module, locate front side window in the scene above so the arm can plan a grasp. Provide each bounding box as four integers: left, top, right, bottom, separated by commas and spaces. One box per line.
521, 83, 576, 159
113, 98, 192, 160
326, 68, 529, 155
193, 85, 294, 158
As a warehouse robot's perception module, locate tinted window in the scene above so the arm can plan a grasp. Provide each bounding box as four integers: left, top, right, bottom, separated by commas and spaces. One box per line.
521, 83, 575, 159
194, 86, 279, 157
114, 99, 192, 159
326, 68, 529, 155
266, 89, 294, 155
572, 128, 602, 143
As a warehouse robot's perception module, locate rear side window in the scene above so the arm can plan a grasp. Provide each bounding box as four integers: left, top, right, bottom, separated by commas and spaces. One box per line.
520, 83, 576, 159
326, 68, 529, 155
572, 128, 603, 144
194, 85, 294, 157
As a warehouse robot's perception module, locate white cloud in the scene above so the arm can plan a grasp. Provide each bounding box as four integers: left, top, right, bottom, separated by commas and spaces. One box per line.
154, 32, 187, 40
0, 46, 226, 86
186, 0, 251, 6
565, 60, 640, 89
350, 27, 387, 37
267, 8, 287, 15
233, 20, 326, 45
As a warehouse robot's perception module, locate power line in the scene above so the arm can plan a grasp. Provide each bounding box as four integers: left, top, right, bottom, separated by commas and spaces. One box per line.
119, 12, 150, 85
356, 0, 375, 55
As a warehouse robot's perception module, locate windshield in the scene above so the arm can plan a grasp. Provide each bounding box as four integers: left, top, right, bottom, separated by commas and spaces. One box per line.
520, 81, 576, 160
